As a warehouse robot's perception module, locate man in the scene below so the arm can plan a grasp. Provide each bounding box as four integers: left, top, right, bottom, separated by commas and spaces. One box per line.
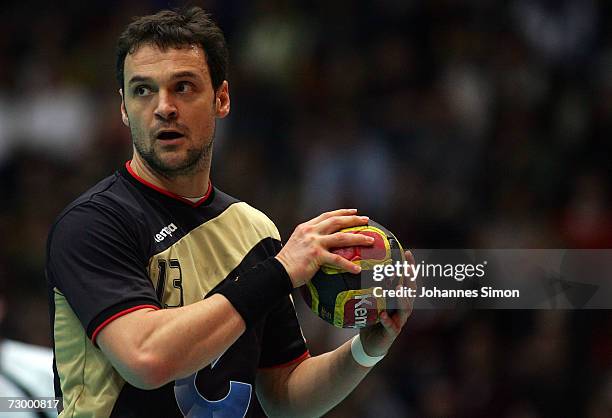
46, 7, 412, 417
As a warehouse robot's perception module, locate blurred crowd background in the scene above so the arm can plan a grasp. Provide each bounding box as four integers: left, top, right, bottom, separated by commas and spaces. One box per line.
1, 0, 611, 417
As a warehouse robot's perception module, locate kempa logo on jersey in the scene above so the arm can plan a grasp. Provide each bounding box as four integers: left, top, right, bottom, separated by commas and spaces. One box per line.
155, 223, 178, 242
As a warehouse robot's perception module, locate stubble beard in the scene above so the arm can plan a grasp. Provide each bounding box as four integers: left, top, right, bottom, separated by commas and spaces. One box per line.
132, 127, 215, 180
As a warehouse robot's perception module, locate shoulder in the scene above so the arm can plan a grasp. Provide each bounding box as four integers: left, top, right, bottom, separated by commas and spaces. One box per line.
213, 188, 281, 241
47, 172, 148, 257
50, 172, 143, 234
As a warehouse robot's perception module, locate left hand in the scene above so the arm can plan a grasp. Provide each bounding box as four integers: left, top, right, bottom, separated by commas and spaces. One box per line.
359, 250, 416, 357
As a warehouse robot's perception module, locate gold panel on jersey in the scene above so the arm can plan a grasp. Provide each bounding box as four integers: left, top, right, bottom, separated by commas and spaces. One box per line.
54, 290, 125, 417
148, 202, 281, 307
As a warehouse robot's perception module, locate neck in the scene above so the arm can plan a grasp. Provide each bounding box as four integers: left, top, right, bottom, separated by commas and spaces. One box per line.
129, 154, 210, 198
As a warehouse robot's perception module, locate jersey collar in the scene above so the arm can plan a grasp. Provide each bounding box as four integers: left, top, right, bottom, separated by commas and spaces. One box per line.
123, 160, 213, 208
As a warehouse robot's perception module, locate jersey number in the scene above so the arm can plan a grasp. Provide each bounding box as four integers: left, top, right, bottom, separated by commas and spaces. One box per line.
156, 259, 184, 307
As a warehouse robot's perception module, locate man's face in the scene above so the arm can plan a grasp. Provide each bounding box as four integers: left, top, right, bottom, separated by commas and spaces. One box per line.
120, 44, 229, 177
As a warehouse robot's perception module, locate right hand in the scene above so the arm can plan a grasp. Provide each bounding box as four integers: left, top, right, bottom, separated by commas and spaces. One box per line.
275, 209, 375, 288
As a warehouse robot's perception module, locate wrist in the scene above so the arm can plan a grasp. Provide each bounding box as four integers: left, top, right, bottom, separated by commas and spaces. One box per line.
213, 257, 292, 327
274, 254, 299, 288
350, 334, 385, 368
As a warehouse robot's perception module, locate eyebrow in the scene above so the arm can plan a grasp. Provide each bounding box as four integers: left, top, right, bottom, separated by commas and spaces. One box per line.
128, 71, 201, 85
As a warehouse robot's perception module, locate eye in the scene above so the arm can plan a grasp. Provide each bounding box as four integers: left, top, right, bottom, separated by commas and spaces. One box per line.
133, 85, 152, 97
176, 81, 194, 93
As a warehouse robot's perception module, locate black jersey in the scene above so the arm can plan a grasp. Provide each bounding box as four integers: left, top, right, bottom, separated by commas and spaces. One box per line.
45, 162, 308, 417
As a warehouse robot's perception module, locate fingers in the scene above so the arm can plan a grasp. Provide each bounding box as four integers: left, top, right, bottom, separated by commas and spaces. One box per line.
405, 250, 415, 266
388, 294, 411, 329
318, 230, 375, 274
395, 250, 416, 325
384, 299, 410, 335
320, 231, 374, 248
361, 250, 414, 351
278, 209, 371, 286
396, 298, 412, 324
404, 250, 417, 290
323, 252, 362, 274
303, 208, 358, 226
316, 215, 369, 234
380, 311, 401, 336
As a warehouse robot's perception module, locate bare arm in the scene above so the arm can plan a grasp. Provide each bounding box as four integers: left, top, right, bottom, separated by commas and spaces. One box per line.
257, 339, 371, 418
97, 293, 244, 389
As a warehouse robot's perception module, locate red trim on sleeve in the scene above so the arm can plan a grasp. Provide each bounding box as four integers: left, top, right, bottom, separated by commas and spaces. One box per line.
258, 349, 311, 370
125, 161, 212, 207
91, 304, 160, 345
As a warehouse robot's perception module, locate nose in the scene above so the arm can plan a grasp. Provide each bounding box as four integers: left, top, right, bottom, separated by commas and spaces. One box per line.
154, 90, 178, 121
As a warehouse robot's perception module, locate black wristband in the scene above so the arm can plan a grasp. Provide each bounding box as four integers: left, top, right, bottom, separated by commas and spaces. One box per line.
214, 257, 293, 327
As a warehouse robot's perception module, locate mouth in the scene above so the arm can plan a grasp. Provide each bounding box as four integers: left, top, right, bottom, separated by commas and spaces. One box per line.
155, 130, 185, 141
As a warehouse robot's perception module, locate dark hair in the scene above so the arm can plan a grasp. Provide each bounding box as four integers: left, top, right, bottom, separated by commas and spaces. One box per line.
116, 7, 228, 91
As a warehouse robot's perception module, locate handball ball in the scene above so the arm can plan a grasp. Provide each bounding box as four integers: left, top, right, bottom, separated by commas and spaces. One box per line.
300, 220, 406, 328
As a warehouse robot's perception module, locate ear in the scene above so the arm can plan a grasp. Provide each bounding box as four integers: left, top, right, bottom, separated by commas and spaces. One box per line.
215, 80, 230, 118
119, 88, 130, 127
